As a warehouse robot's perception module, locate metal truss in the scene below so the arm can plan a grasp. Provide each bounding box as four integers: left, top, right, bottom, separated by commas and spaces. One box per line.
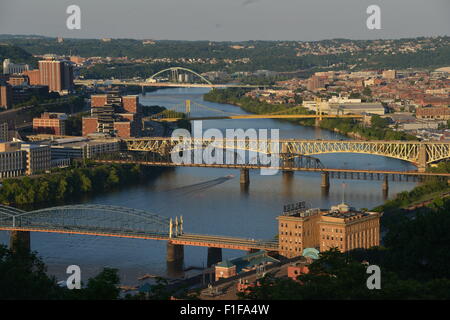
124, 138, 450, 166
0, 204, 170, 239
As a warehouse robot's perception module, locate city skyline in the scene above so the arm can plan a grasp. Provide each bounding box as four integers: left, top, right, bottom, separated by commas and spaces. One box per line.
0, 0, 449, 41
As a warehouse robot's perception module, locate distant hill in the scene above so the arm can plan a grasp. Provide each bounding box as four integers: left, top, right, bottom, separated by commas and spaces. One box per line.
0, 43, 37, 72
1, 35, 449, 73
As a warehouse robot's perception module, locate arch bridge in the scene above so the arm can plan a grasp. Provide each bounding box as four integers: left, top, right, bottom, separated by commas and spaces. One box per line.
147, 67, 213, 85
123, 138, 450, 170
0, 204, 278, 264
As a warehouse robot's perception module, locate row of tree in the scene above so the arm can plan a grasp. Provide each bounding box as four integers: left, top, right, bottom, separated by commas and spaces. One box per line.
0, 162, 165, 207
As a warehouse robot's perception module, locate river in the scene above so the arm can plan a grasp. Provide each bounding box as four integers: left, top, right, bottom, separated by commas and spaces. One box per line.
0, 88, 417, 286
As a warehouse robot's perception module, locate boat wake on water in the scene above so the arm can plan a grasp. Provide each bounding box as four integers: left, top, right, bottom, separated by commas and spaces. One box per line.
162, 175, 235, 197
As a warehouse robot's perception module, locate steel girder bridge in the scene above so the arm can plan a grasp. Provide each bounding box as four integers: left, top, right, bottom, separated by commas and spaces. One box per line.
145, 100, 363, 122
123, 138, 450, 170
0, 204, 279, 253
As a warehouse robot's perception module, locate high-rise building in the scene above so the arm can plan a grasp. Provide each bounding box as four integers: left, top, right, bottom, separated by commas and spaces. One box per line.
0, 80, 13, 109
83, 93, 143, 138
278, 201, 381, 258
38, 58, 73, 93
307, 75, 326, 91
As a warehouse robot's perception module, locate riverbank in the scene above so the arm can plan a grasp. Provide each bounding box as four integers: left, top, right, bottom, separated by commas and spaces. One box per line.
204, 88, 417, 141
0, 161, 169, 209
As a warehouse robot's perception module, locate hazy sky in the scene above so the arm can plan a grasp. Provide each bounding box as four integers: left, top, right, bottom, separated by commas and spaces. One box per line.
0, 0, 449, 41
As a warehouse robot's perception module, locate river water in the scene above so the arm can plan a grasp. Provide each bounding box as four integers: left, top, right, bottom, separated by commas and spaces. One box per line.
0, 88, 417, 285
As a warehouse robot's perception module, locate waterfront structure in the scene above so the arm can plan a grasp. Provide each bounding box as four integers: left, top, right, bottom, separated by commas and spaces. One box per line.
49, 137, 120, 160
215, 251, 279, 281
0, 142, 26, 178
20, 143, 51, 175
33, 112, 67, 136
303, 100, 385, 115
278, 202, 381, 258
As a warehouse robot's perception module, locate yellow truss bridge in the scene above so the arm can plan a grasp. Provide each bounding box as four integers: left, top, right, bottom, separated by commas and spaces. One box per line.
147, 100, 363, 122
123, 138, 450, 171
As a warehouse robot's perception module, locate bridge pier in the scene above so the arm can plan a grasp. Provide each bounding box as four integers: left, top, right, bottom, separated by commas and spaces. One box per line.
240, 169, 250, 186
382, 175, 389, 197
281, 144, 294, 175
315, 118, 322, 127
418, 145, 428, 173
207, 247, 223, 267
9, 230, 31, 254
321, 172, 330, 190
167, 242, 184, 264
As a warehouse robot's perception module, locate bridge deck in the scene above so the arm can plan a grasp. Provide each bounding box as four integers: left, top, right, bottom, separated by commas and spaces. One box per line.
93, 159, 450, 177
0, 227, 278, 251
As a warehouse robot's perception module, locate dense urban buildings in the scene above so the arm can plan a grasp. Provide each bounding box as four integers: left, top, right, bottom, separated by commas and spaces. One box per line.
82, 93, 143, 138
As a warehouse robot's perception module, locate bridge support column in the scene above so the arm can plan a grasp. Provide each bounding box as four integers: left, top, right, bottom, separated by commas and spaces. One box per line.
240, 169, 250, 185
321, 172, 330, 190
9, 230, 30, 254
315, 118, 322, 127
207, 247, 222, 267
418, 145, 428, 173
281, 143, 294, 175
382, 175, 389, 198
167, 242, 184, 264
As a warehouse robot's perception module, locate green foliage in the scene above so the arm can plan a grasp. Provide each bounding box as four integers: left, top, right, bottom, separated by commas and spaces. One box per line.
0, 162, 164, 207
0, 43, 37, 72
66, 111, 89, 136
67, 268, 121, 300
0, 245, 63, 300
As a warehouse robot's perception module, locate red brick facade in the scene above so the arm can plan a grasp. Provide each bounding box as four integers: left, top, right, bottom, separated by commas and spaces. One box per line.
82, 117, 99, 136
33, 113, 66, 135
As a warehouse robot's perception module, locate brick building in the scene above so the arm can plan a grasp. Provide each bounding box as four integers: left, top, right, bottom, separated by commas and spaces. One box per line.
416, 106, 450, 120
38, 58, 73, 93
278, 201, 381, 258
82, 93, 143, 138
33, 112, 67, 135
23, 70, 41, 86
0, 80, 13, 109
